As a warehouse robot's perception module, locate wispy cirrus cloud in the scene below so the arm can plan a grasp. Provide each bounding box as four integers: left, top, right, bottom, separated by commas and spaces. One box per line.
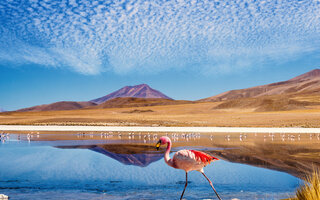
0, 0, 320, 75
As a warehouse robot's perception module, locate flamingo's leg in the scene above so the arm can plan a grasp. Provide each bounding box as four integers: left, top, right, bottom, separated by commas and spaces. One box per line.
201, 172, 222, 200
180, 172, 188, 200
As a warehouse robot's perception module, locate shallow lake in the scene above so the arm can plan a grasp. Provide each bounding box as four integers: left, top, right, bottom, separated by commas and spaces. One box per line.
1, 132, 319, 200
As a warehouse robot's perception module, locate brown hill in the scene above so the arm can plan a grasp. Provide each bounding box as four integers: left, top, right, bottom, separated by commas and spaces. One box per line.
91, 97, 193, 109
213, 95, 320, 112
18, 101, 97, 112
91, 84, 172, 104
201, 69, 320, 102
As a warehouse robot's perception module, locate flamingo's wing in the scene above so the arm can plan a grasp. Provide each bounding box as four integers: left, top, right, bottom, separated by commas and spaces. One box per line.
189, 150, 219, 164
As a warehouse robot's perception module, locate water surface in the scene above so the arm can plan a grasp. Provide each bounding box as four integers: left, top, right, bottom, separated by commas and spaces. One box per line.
1, 132, 316, 200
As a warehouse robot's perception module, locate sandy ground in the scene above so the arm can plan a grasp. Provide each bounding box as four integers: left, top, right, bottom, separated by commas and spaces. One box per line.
1, 102, 320, 127
1, 125, 320, 133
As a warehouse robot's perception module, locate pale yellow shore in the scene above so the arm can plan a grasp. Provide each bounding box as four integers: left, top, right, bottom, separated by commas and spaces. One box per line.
1, 125, 320, 133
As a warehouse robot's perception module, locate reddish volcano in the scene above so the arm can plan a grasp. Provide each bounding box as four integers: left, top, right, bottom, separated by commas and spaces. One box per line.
91, 84, 172, 104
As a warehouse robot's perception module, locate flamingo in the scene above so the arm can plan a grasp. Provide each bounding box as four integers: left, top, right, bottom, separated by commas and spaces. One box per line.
156, 136, 222, 200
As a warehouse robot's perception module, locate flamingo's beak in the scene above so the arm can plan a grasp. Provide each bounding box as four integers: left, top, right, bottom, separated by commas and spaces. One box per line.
155, 140, 161, 150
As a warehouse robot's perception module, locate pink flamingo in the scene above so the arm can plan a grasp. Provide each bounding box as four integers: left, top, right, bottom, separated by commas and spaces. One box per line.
156, 136, 222, 200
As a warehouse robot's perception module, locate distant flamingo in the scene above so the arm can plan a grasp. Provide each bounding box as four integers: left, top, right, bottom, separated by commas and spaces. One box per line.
156, 136, 222, 200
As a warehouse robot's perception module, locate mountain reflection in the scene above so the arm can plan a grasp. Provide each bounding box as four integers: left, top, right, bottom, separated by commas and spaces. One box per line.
208, 142, 320, 179
57, 144, 164, 167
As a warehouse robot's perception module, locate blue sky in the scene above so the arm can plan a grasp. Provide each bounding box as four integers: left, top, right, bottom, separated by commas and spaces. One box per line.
1, 0, 320, 111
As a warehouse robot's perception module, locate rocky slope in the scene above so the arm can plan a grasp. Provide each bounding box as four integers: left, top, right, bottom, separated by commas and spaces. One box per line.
17, 101, 97, 112
201, 69, 320, 102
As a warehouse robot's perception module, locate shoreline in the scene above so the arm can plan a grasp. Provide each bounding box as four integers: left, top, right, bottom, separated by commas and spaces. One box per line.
1, 125, 320, 133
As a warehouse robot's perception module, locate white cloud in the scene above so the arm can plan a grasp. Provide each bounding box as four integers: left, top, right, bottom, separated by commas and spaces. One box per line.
0, 0, 320, 75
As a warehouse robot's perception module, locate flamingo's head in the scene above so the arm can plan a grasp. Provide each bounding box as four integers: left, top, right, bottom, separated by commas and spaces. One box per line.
155, 136, 171, 150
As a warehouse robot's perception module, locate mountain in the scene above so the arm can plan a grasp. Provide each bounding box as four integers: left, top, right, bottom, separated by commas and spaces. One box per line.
91, 84, 172, 104
201, 69, 320, 102
15, 84, 183, 112
92, 97, 193, 109
0, 108, 5, 112
17, 101, 97, 112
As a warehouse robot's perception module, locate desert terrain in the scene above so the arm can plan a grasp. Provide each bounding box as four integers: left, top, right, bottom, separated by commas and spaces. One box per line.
1, 98, 320, 127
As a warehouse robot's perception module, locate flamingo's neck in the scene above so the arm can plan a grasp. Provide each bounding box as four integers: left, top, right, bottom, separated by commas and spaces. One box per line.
164, 140, 175, 168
